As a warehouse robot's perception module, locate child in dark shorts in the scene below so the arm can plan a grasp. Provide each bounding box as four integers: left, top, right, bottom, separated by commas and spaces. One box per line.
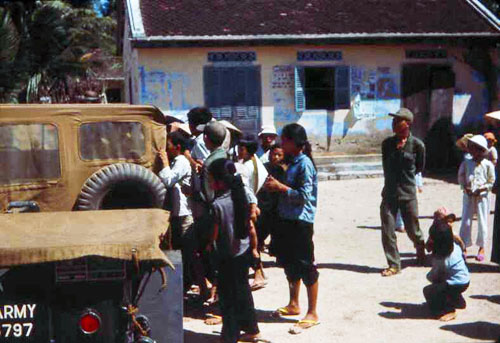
264, 123, 319, 335
257, 143, 286, 255
207, 158, 260, 343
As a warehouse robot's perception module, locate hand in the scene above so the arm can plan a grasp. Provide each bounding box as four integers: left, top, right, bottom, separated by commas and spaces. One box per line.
264, 175, 287, 192
464, 187, 472, 196
158, 148, 169, 167
417, 187, 423, 193
194, 160, 203, 173
251, 248, 260, 259
473, 189, 481, 196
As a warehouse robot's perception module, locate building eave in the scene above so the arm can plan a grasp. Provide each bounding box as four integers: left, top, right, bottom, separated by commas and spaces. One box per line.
126, 0, 145, 38
466, 0, 500, 31
131, 32, 500, 48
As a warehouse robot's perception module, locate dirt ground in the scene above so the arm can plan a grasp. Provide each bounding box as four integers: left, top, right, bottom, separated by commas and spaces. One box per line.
183, 176, 500, 343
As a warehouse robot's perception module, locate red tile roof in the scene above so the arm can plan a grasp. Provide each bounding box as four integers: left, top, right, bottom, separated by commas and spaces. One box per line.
138, 0, 499, 39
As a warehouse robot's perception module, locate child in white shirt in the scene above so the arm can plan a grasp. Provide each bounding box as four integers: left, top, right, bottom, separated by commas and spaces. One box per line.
458, 135, 495, 262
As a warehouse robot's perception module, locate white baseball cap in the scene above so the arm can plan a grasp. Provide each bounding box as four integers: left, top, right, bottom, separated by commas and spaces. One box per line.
468, 135, 488, 151
259, 125, 277, 137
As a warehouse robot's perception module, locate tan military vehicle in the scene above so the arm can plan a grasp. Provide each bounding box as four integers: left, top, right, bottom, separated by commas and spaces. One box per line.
0, 104, 168, 212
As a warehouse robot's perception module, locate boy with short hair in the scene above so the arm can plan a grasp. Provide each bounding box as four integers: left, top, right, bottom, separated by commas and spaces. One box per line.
158, 131, 192, 249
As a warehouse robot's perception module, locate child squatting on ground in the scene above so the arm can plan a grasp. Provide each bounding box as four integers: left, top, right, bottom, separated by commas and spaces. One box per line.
206, 158, 260, 343
458, 135, 495, 261
424, 207, 470, 322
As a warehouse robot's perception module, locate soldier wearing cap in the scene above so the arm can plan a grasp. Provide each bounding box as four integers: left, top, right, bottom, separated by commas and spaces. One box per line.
380, 108, 426, 276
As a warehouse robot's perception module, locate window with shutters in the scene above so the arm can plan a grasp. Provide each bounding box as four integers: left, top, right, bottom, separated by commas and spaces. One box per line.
295, 66, 350, 112
203, 66, 262, 136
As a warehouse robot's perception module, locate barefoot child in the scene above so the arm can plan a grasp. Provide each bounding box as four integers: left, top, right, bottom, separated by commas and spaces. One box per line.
207, 158, 260, 343
264, 123, 319, 335
458, 135, 495, 261
424, 209, 470, 321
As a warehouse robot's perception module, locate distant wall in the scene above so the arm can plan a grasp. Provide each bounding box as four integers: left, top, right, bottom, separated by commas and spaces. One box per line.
124, 44, 496, 154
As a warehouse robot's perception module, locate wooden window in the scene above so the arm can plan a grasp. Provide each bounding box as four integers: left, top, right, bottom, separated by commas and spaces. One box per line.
203, 66, 262, 135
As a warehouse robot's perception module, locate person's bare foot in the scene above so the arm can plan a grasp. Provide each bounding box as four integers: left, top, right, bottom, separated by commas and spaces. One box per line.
438, 311, 457, 322
204, 314, 222, 325
272, 305, 301, 317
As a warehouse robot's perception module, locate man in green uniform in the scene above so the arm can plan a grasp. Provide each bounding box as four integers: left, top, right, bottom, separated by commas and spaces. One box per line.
380, 108, 426, 277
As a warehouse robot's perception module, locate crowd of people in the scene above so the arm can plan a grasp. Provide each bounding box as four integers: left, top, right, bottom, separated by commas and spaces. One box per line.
157, 107, 318, 342
157, 106, 500, 341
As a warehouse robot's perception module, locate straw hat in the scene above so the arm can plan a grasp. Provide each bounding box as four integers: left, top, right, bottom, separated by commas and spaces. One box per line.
455, 133, 473, 151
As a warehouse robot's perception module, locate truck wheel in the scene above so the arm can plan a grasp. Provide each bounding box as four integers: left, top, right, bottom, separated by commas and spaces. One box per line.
77, 163, 166, 210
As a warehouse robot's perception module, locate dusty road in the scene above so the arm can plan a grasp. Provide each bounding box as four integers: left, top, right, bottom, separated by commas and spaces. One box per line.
184, 176, 500, 343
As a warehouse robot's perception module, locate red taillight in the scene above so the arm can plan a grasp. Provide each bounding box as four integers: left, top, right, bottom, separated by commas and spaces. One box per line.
79, 311, 101, 334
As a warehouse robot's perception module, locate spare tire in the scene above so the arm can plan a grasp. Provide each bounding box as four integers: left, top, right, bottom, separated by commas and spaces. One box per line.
77, 163, 166, 210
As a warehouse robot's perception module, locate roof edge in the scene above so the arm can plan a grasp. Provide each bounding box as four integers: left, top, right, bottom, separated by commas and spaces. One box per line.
126, 0, 145, 38
131, 32, 500, 48
466, 0, 500, 31
132, 32, 500, 42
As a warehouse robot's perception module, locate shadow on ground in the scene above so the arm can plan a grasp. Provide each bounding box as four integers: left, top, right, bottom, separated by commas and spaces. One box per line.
470, 294, 500, 305
466, 262, 500, 274
184, 329, 220, 343
357, 225, 381, 230
440, 321, 500, 341
316, 263, 382, 274
255, 309, 298, 324
378, 302, 430, 320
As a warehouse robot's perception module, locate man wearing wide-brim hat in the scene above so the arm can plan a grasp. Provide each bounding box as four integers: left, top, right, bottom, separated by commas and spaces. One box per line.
380, 108, 426, 276
257, 125, 278, 163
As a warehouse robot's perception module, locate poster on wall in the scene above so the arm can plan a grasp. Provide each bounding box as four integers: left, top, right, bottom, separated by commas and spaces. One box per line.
271, 66, 294, 89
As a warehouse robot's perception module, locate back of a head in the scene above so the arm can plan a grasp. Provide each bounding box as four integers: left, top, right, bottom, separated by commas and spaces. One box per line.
282, 123, 307, 147
204, 121, 227, 147
239, 135, 259, 156
169, 130, 188, 152
187, 107, 212, 126
209, 158, 236, 183
431, 225, 454, 258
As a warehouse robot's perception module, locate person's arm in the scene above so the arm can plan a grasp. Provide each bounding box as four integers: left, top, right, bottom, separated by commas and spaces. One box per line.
158, 155, 189, 188
415, 140, 425, 174
381, 139, 389, 177
485, 162, 496, 191
457, 161, 467, 190
265, 166, 313, 206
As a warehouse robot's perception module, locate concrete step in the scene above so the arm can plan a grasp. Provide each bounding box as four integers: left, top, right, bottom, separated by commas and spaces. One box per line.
318, 169, 384, 181
315, 154, 383, 181
314, 153, 382, 165
317, 161, 382, 173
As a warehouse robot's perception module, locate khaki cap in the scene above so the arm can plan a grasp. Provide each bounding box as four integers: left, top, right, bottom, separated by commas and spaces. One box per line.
389, 108, 414, 123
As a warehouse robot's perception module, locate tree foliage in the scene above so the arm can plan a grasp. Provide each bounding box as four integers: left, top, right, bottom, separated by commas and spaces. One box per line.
0, 0, 117, 103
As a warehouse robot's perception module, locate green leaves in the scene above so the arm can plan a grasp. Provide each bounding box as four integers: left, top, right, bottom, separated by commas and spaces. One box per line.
0, 0, 117, 103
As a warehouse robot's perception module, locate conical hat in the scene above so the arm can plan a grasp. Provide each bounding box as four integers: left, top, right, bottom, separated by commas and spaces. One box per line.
485, 110, 500, 121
